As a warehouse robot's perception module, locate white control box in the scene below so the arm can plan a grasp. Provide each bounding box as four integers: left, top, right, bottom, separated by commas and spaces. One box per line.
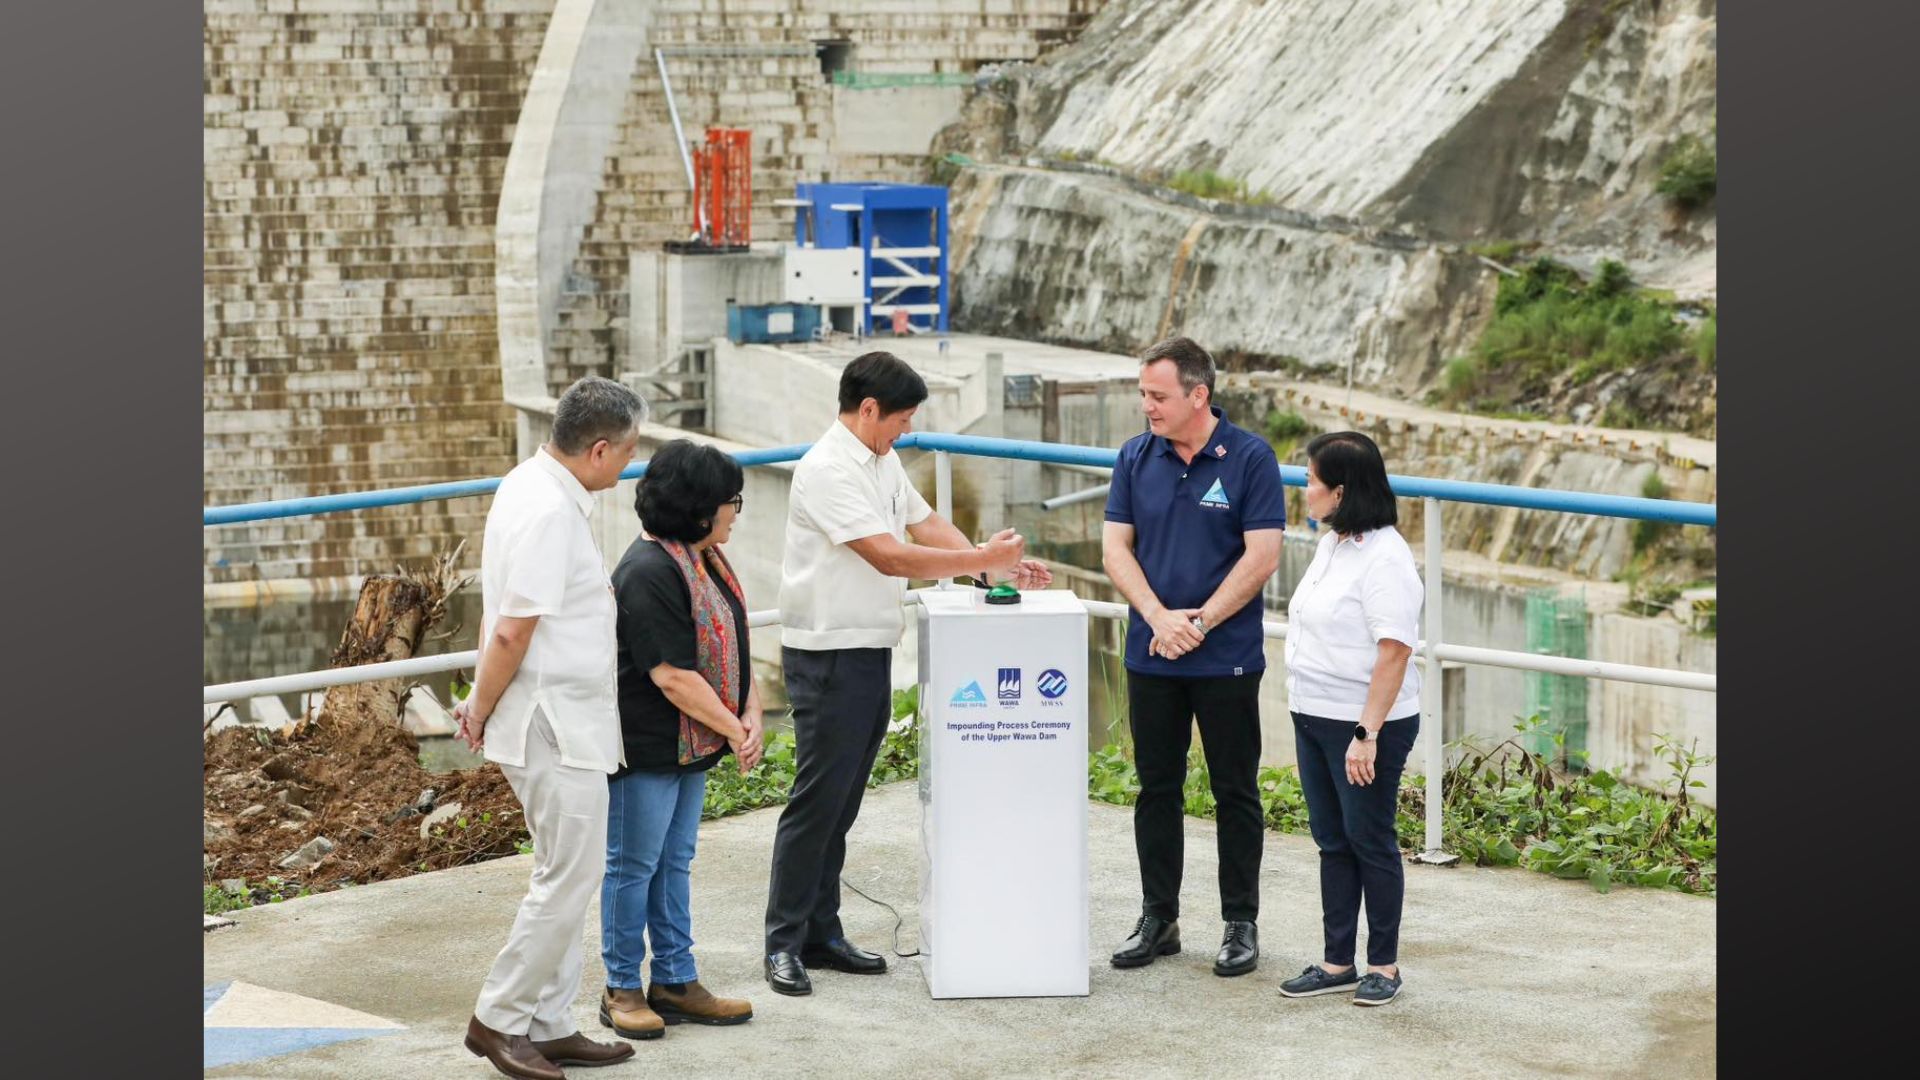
783, 246, 865, 304
916, 588, 1090, 999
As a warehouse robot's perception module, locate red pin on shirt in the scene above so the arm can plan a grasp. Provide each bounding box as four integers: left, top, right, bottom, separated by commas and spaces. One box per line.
1214, 444, 1227, 458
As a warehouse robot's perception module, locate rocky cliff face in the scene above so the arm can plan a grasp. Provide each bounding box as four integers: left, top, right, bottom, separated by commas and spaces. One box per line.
945, 165, 1493, 397
940, 0, 1717, 387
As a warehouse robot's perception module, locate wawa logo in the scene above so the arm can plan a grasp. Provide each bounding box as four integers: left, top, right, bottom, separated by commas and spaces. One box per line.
997, 668, 1021, 703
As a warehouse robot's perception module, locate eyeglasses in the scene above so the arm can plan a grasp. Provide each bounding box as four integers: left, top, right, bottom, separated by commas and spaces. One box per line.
724, 493, 744, 512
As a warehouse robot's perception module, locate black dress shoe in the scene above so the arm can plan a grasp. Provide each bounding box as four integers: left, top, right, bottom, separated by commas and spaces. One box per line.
1110, 915, 1180, 968
764, 952, 812, 996
1214, 920, 1258, 976
800, 937, 888, 974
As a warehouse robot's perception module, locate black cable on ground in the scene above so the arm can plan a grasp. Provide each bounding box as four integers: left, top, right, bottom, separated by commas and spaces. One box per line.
839, 875, 921, 958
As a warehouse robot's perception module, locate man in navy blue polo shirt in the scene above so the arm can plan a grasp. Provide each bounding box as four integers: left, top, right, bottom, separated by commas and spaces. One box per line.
1102, 336, 1285, 978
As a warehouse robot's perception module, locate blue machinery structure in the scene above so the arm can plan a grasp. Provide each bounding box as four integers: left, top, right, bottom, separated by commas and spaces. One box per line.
791, 182, 950, 336
725, 301, 822, 344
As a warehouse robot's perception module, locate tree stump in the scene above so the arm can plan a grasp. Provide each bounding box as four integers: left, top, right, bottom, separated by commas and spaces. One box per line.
314, 545, 469, 730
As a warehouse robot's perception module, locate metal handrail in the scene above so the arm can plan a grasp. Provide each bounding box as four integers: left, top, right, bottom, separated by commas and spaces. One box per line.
202, 432, 1716, 528
202, 596, 1713, 706
203, 431, 1718, 860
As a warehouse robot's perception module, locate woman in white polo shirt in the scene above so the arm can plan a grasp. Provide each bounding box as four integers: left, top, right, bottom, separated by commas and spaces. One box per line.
1278, 431, 1423, 1008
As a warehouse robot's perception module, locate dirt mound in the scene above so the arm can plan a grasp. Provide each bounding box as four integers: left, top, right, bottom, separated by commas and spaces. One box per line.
203, 715, 529, 900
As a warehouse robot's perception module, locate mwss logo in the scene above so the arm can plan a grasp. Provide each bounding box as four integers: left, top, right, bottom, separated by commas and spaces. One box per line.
1036, 669, 1069, 699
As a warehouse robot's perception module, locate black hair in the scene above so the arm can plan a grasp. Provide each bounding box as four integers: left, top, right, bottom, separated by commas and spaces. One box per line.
838, 350, 929, 415
551, 375, 646, 454
1306, 430, 1398, 534
1139, 336, 1216, 398
634, 439, 744, 543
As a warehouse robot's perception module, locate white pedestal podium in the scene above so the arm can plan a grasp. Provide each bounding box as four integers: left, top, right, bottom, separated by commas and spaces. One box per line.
916, 588, 1089, 999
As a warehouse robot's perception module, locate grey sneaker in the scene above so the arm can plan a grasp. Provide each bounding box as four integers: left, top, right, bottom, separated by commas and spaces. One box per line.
1353, 970, 1403, 1006
1278, 963, 1360, 998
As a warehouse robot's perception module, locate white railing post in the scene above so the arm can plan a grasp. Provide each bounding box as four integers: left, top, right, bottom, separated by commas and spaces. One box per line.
1418, 496, 1456, 864
935, 448, 955, 588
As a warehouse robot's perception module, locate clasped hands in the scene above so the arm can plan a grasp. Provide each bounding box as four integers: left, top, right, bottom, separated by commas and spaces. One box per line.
1145, 606, 1208, 660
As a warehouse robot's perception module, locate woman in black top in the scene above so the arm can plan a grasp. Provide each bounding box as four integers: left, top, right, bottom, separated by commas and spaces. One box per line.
599, 440, 763, 1038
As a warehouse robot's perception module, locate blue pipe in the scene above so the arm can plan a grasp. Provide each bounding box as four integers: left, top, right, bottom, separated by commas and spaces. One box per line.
206, 432, 1714, 528
202, 444, 814, 525
900, 432, 1714, 527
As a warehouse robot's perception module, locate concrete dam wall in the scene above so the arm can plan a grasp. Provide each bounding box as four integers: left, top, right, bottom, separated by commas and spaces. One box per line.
204, 0, 1103, 588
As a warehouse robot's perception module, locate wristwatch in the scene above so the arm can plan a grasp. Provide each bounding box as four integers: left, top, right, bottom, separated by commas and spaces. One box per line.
1352, 723, 1374, 742
1191, 614, 1209, 636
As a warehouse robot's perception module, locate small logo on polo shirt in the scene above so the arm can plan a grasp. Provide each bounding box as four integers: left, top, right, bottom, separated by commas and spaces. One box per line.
1199, 479, 1231, 508
1213, 444, 1227, 458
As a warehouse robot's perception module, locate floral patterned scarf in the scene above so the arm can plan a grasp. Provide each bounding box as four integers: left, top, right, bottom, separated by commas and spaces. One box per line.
656, 537, 746, 765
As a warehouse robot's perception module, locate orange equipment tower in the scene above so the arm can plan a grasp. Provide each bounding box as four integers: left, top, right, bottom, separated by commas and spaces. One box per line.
691, 127, 751, 249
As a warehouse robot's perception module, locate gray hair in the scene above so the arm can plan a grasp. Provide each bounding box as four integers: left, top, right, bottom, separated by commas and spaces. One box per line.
1140, 336, 1216, 397
551, 376, 647, 455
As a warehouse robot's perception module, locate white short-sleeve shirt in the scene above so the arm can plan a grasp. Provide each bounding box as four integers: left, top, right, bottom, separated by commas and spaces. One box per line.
478, 448, 623, 772
1283, 526, 1424, 723
778, 419, 933, 650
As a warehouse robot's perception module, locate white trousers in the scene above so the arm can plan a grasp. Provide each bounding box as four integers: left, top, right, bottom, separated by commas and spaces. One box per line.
473, 710, 610, 1039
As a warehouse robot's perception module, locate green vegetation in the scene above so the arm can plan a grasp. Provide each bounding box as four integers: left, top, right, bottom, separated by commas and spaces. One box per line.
1442, 257, 1704, 411
1164, 169, 1277, 206
1693, 310, 1716, 370
1090, 715, 1714, 895
1262, 408, 1316, 458
1264, 409, 1313, 443
204, 875, 315, 916
1441, 722, 1715, 894
1598, 401, 1644, 429
1468, 240, 1530, 264
1656, 135, 1717, 209
700, 729, 800, 819
1631, 472, 1677, 555
702, 686, 920, 819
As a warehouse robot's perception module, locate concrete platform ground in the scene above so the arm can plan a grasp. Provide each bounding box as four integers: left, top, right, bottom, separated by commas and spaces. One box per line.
204, 782, 1715, 1079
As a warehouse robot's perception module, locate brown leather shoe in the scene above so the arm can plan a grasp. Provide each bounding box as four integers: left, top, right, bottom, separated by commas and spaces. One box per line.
598, 986, 665, 1040
530, 1031, 635, 1068
463, 1015, 564, 1080
647, 980, 754, 1026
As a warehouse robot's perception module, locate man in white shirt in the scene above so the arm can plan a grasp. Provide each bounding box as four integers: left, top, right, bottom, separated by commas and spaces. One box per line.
762, 351, 1050, 996
454, 376, 645, 1080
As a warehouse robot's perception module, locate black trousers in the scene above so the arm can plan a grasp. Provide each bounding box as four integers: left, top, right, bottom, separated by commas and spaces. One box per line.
1292, 710, 1420, 967
1127, 669, 1265, 923
763, 646, 891, 956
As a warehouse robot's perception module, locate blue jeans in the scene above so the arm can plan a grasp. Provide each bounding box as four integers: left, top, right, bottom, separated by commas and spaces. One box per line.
601, 769, 707, 988
1292, 711, 1420, 967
